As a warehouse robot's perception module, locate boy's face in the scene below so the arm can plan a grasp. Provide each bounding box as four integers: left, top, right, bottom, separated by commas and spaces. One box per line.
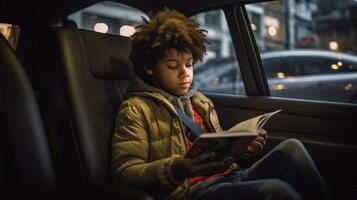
148, 48, 193, 96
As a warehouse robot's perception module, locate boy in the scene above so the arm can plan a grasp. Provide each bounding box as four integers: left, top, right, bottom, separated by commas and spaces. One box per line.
112, 9, 330, 200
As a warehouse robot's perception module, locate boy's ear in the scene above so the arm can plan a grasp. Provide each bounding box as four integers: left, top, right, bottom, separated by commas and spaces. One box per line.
144, 67, 153, 75
146, 70, 153, 75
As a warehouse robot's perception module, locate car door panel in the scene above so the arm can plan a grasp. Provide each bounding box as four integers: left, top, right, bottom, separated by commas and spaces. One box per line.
206, 93, 357, 198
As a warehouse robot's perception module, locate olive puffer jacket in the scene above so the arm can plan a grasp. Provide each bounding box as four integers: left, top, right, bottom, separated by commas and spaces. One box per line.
112, 80, 223, 199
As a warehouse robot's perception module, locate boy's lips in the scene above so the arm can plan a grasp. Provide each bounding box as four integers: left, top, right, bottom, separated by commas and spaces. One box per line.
180, 82, 191, 87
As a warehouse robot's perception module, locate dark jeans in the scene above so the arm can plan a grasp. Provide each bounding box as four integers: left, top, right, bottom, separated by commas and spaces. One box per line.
187, 139, 330, 200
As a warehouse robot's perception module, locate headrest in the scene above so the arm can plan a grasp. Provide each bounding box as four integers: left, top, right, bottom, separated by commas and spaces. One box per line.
92, 56, 134, 80
62, 19, 78, 28
71, 29, 134, 80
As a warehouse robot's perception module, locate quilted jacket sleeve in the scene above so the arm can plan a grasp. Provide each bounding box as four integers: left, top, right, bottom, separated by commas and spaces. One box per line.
111, 101, 183, 195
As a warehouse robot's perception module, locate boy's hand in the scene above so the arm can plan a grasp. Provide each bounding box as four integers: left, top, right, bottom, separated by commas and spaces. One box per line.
246, 129, 268, 154
171, 152, 230, 181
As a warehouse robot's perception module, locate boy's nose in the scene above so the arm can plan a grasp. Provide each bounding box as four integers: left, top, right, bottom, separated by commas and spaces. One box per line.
179, 65, 189, 78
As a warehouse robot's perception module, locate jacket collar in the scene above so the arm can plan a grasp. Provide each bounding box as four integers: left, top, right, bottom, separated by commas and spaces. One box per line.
126, 77, 214, 116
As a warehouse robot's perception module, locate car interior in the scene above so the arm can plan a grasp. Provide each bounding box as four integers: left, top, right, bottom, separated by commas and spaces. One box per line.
1, 0, 357, 200
0, 34, 56, 200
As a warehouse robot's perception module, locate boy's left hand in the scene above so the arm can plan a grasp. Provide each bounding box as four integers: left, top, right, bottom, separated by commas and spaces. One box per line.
246, 129, 268, 154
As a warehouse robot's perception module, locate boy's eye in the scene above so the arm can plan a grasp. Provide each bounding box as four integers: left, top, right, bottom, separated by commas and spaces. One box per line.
167, 62, 178, 69
185, 63, 193, 68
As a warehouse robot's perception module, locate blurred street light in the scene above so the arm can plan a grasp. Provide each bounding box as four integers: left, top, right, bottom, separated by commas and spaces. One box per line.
251, 23, 257, 31
268, 26, 277, 36
329, 41, 339, 51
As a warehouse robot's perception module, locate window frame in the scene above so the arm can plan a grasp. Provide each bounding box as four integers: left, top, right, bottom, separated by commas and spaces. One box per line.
190, 4, 270, 97
225, 4, 270, 96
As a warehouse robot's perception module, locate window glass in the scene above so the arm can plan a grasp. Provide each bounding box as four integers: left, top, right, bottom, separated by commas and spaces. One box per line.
262, 58, 288, 78
289, 57, 344, 75
68, 1, 148, 37
0, 23, 20, 49
246, 0, 357, 104
192, 10, 245, 95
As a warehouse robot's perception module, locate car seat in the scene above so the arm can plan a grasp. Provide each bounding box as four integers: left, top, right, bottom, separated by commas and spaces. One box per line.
0, 34, 57, 200
36, 27, 152, 200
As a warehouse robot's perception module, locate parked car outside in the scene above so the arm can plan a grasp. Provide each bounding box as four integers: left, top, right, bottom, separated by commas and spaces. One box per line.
194, 49, 357, 103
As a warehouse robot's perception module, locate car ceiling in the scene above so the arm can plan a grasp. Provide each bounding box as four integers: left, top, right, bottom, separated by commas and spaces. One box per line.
0, 0, 269, 27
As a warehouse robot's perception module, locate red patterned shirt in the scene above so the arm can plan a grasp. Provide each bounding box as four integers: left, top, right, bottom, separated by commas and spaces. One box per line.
187, 106, 231, 185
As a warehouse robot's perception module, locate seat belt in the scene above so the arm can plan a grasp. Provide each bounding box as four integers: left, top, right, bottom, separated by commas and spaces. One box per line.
173, 105, 204, 141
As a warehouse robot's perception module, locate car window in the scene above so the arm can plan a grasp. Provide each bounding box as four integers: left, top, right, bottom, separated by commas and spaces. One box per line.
263, 58, 290, 78
191, 10, 245, 95
246, 0, 357, 104
289, 57, 344, 76
68, 1, 148, 37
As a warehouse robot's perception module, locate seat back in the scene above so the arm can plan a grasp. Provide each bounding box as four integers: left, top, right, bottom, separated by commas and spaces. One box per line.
0, 34, 56, 200
36, 27, 152, 199
53, 28, 133, 183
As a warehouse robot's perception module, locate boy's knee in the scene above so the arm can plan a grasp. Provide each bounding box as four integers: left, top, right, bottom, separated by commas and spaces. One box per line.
260, 179, 301, 200
286, 138, 303, 146
277, 138, 306, 154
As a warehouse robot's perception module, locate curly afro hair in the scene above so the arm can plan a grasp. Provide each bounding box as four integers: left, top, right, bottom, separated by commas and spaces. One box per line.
129, 8, 208, 79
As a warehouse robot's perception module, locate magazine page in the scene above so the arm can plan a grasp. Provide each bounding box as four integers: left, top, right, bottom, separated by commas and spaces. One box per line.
228, 109, 281, 133
185, 131, 256, 159
185, 110, 281, 160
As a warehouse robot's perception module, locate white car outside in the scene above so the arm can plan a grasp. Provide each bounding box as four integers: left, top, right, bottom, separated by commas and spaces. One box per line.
194, 50, 357, 103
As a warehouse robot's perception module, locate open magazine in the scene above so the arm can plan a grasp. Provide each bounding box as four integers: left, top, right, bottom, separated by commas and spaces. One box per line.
184, 109, 281, 160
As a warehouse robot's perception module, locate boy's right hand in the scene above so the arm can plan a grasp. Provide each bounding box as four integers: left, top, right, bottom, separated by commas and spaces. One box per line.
171, 152, 230, 182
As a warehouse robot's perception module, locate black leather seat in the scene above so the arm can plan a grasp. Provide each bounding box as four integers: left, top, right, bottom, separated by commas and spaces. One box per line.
37, 27, 153, 200
0, 34, 57, 200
